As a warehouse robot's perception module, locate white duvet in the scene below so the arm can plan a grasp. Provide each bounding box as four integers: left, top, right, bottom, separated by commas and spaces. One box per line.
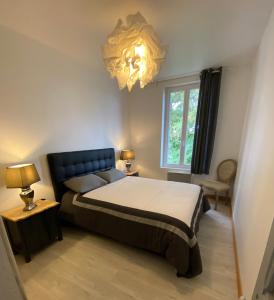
83, 176, 201, 227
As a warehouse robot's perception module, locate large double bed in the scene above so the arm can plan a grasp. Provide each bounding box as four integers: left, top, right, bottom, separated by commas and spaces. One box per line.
47, 148, 210, 278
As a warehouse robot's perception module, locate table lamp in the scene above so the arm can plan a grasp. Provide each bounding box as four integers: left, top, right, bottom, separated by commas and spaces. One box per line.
120, 150, 135, 173
5, 163, 40, 211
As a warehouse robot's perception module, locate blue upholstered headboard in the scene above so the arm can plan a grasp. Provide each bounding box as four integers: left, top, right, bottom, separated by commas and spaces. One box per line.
47, 148, 115, 202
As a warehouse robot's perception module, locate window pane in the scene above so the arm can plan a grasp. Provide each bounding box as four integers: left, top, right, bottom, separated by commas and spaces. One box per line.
184, 88, 199, 165
167, 90, 184, 164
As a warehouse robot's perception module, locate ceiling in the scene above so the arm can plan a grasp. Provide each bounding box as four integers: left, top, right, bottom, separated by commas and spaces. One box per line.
1, 0, 274, 79
115, 0, 274, 78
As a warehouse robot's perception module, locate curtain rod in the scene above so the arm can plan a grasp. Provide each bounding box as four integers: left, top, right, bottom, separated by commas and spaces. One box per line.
155, 66, 222, 83
155, 71, 199, 83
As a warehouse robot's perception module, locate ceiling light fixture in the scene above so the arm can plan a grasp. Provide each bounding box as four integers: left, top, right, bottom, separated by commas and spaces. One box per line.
102, 12, 166, 92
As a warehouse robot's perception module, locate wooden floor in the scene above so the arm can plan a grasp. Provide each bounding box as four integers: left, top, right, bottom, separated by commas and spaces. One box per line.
16, 200, 238, 300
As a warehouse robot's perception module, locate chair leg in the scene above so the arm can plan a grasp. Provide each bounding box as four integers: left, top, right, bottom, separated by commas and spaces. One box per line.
215, 193, 219, 210
225, 190, 230, 205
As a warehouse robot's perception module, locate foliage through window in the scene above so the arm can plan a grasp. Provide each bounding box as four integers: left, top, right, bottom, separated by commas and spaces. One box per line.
161, 83, 199, 170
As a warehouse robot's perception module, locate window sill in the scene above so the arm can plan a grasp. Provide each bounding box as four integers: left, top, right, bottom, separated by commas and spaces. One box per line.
161, 166, 191, 174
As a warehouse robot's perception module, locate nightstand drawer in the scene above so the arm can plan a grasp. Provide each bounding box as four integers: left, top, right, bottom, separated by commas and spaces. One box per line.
1, 200, 62, 262
5, 206, 59, 253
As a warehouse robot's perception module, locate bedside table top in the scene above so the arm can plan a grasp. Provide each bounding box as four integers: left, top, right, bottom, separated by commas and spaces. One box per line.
0, 200, 59, 222
125, 170, 138, 176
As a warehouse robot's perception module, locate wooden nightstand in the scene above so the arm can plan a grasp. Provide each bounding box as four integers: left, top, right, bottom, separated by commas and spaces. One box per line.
0, 199, 62, 263
125, 170, 139, 176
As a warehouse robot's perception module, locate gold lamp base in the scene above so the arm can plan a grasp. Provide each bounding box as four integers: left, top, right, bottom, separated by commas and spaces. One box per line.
20, 187, 37, 211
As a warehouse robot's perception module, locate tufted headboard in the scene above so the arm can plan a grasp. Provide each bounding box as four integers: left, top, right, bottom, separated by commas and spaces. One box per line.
47, 148, 115, 202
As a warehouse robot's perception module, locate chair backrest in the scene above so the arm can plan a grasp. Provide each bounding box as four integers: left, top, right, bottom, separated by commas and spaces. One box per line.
217, 159, 237, 184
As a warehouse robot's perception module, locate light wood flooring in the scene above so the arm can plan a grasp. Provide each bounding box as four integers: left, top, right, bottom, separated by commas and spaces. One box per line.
16, 200, 238, 300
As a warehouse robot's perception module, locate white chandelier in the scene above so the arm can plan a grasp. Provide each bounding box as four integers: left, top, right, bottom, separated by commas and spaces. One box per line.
102, 12, 166, 92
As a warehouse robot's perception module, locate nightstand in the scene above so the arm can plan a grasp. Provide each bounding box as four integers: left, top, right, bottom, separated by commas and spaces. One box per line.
0, 199, 62, 263
125, 170, 139, 176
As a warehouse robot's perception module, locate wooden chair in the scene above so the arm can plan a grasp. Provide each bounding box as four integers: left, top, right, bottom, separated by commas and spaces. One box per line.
200, 159, 237, 210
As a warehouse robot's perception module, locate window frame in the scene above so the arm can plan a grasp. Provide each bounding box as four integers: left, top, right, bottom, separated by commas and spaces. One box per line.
161, 82, 200, 171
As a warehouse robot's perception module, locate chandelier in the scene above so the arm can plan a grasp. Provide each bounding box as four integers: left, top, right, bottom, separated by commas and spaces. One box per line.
102, 12, 166, 92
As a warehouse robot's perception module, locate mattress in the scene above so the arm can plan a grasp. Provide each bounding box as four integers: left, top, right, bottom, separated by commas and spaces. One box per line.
82, 176, 201, 228
60, 176, 210, 277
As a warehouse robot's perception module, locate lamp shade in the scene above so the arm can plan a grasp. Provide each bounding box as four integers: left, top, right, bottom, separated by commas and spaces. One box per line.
102, 12, 166, 91
120, 150, 135, 161
5, 163, 40, 188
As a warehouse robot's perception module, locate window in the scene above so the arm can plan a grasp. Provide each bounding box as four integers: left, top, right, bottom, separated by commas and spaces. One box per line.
161, 83, 200, 170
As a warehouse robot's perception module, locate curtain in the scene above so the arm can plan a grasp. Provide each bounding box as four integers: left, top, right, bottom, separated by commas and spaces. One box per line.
191, 67, 222, 174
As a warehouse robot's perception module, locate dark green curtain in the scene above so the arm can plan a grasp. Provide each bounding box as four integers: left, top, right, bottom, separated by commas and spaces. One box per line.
191, 67, 222, 174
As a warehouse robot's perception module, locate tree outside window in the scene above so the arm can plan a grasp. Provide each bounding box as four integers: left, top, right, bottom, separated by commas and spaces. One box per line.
161, 84, 199, 170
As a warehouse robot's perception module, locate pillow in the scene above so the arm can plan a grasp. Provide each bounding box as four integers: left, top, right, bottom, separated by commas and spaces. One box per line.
96, 168, 126, 183
64, 173, 107, 193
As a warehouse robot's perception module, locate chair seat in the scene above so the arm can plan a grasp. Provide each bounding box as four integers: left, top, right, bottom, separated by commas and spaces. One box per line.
200, 179, 230, 192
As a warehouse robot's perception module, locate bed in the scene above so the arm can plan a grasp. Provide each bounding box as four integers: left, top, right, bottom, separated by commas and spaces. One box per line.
47, 148, 210, 278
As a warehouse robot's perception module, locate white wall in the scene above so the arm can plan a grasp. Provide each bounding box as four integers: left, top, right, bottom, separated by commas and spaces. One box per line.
233, 8, 274, 300
0, 1, 129, 211
127, 65, 251, 182
0, 218, 26, 300
128, 74, 198, 179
